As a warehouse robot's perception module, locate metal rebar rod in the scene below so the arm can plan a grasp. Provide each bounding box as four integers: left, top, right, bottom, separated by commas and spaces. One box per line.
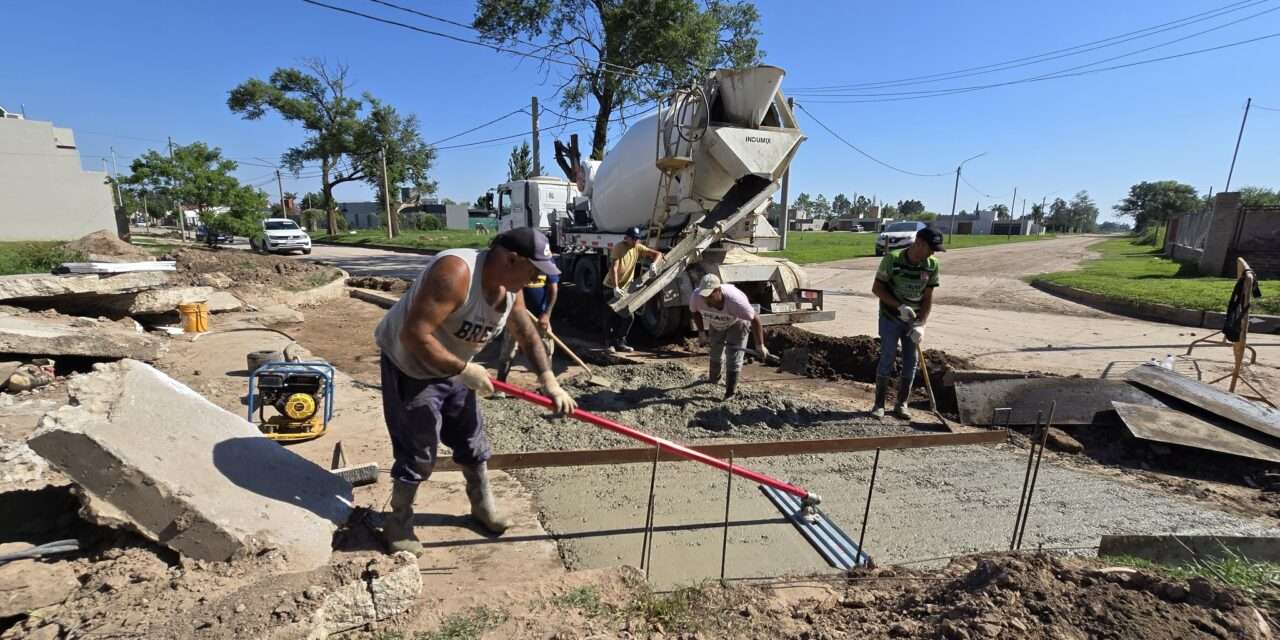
1010, 411, 1043, 550
1016, 401, 1056, 550
640, 444, 659, 570
855, 448, 881, 567
719, 450, 734, 584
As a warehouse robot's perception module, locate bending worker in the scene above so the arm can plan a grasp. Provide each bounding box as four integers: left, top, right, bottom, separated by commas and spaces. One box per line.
495, 269, 558, 383
870, 226, 944, 419
602, 226, 663, 352
691, 273, 768, 399
374, 227, 577, 555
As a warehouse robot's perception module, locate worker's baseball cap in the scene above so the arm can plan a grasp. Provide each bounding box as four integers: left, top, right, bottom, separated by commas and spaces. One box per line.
917, 227, 947, 252
624, 226, 644, 240
494, 227, 560, 275
696, 273, 723, 297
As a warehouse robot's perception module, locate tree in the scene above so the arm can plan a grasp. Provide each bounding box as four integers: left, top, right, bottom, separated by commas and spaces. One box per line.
473, 0, 762, 159
880, 204, 899, 219
1098, 221, 1132, 233
811, 194, 832, 218
1113, 180, 1199, 233
897, 199, 925, 217
1238, 186, 1280, 207
474, 193, 494, 211
852, 195, 871, 216
125, 142, 244, 216
831, 193, 851, 216
1029, 202, 1046, 225
1068, 190, 1099, 233
990, 203, 1009, 219
508, 141, 533, 181
228, 60, 435, 236
1047, 197, 1071, 232
792, 192, 813, 215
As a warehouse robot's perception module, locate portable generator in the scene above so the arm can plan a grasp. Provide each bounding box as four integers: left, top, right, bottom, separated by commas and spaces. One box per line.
246, 361, 335, 443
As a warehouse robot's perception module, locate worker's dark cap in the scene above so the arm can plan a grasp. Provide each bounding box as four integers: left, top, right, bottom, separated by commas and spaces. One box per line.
918, 227, 946, 252
494, 227, 560, 275
624, 226, 644, 240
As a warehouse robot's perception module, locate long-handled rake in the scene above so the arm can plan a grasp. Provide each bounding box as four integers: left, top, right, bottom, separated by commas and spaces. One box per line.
491, 379, 869, 569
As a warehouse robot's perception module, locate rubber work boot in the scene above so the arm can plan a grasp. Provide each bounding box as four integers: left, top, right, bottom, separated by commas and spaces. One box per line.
724, 368, 739, 399
870, 375, 890, 419
893, 375, 913, 420
461, 462, 512, 535
382, 480, 423, 556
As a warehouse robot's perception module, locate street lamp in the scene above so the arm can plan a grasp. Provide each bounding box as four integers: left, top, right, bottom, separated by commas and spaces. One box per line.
948, 152, 987, 243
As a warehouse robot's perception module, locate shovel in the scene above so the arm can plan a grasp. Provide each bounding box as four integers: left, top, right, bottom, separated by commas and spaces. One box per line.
915, 342, 955, 431
526, 310, 615, 388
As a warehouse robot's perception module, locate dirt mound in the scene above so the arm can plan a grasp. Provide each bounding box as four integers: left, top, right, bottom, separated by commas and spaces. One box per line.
166, 248, 341, 291
766, 325, 970, 387
346, 275, 411, 293
63, 230, 152, 263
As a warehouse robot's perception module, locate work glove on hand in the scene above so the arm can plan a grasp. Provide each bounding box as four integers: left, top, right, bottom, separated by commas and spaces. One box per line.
898, 305, 917, 323
539, 371, 577, 416
757, 345, 771, 362
458, 362, 495, 395
697, 330, 709, 347
612, 288, 626, 301
908, 324, 926, 344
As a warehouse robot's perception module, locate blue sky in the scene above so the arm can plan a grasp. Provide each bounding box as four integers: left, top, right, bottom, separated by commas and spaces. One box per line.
3, 1, 1278, 222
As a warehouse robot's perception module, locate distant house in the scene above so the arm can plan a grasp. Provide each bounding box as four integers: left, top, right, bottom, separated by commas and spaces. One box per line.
0, 108, 118, 241
339, 202, 383, 230
786, 207, 821, 231
935, 210, 1044, 235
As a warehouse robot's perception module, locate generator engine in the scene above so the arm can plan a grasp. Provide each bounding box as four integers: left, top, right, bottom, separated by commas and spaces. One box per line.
247, 362, 335, 443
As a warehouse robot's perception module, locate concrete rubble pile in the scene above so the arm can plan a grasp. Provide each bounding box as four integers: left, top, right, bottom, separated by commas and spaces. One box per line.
28, 359, 354, 570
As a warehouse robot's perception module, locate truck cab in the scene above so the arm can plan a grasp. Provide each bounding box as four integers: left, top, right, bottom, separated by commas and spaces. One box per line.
495, 176, 578, 236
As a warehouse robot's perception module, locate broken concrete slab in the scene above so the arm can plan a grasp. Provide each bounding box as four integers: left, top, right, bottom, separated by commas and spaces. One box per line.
1123, 364, 1280, 440
1112, 401, 1280, 464
0, 312, 163, 360
97, 286, 244, 316
313, 552, 421, 636
955, 378, 1162, 425
1044, 427, 1085, 454
28, 360, 352, 570
942, 369, 1046, 387
0, 271, 169, 302
0, 558, 78, 618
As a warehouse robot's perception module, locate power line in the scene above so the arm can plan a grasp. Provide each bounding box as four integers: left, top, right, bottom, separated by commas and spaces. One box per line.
791, 0, 1267, 92
960, 174, 993, 198
428, 108, 527, 145
796, 31, 1280, 104
792, 103, 949, 177
794, 4, 1280, 99
1255, 104, 1280, 111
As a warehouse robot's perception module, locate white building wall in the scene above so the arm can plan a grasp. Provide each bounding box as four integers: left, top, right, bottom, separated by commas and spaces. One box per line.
0, 118, 117, 240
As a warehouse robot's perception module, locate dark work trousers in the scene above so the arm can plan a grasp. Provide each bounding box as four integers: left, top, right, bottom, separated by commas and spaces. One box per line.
380, 354, 491, 484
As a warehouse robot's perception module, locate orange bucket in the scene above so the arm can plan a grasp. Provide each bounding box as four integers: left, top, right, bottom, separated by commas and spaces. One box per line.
177, 301, 210, 333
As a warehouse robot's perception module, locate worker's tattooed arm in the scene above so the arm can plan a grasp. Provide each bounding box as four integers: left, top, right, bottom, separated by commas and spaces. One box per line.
506, 295, 552, 375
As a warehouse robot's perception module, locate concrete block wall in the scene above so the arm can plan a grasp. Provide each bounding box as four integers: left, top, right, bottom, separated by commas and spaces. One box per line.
0, 118, 117, 241
1198, 192, 1242, 277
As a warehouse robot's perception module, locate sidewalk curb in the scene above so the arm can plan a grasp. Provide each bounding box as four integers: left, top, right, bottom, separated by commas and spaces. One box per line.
313, 239, 441, 255
1031, 279, 1279, 333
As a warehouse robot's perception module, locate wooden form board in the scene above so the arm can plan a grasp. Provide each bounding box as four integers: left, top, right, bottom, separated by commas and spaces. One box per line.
435, 430, 1007, 472
1112, 401, 1280, 464
1123, 364, 1280, 440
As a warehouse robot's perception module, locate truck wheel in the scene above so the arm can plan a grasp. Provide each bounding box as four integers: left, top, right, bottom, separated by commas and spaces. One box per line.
572, 256, 602, 298
638, 297, 688, 338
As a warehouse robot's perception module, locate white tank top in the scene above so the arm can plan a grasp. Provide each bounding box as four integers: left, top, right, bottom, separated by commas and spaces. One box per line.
375, 249, 516, 379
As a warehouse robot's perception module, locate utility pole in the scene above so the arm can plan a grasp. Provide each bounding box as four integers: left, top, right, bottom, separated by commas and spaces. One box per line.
1224, 97, 1251, 193
109, 147, 124, 210
275, 170, 287, 219
1007, 187, 1017, 238
1021, 198, 1027, 235
1041, 196, 1048, 233
948, 152, 985, 243
779, 97, 793, 250
381, 147, 394, 239
142, 192, 149, 226
530, 96, 541, 177
168, 137, 186, 241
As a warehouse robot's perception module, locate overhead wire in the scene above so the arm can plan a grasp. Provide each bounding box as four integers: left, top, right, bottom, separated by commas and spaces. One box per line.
792, 102, 949, 177
427, 108, 528, 145
791, 0, 1270, 92
796, 30, 1280, 104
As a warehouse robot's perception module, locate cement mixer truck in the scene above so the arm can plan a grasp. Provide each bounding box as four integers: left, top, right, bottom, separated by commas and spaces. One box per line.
493, 65, 832, 337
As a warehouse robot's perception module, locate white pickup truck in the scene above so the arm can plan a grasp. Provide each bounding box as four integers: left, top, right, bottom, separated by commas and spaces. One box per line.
251, 218, 312, 255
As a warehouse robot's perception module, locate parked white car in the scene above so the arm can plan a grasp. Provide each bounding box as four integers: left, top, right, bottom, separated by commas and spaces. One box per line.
252, 218, 312, 255
875, 221, 928, 256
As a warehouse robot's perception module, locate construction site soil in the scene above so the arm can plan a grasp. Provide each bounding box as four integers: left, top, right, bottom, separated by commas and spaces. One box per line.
63, 230, 153, 263
166, 248, 343, 291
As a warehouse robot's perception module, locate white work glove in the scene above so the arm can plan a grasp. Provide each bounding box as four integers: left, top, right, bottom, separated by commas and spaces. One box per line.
898, 305, 917, 323
539, 370, 577, 416
612, 288, 626, 301
908, 324, 925, 344
457, 362, 494, 395
757, 345, 771, 361
697, 330, 709, 347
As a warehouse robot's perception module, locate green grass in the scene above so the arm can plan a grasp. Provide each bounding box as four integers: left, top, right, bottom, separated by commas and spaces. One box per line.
550, 586, 611, 618
1103, 553, 1280, 607
765, 230, 1057, 264
0, 242, 85, 275
394, 606, 507, 640
1034, 238, 1280, 315
316, 228, 490, 251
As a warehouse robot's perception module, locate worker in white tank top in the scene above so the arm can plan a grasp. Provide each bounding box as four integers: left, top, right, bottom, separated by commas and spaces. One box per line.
373, 227, 577, 556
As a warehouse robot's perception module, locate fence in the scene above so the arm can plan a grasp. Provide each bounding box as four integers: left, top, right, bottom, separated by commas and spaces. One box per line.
1230, 206, 1280, 277
1165, 210, 1213, 264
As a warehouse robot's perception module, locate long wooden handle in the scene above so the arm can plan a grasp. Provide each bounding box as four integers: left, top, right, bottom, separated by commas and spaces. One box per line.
525, 310, 593, 375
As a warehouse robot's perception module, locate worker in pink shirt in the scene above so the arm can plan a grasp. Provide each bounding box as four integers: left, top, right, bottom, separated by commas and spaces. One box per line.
690, 274, 768, 399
